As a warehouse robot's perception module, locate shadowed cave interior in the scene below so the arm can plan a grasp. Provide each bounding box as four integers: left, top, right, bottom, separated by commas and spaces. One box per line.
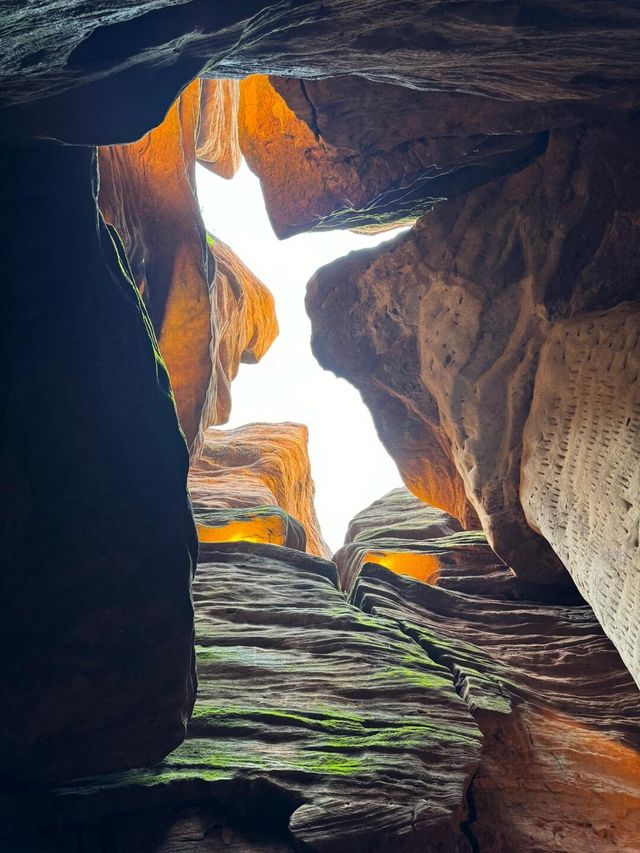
2, 4, 640, 852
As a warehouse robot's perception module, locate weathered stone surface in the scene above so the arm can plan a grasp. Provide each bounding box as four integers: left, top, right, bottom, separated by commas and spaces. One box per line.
194, 505, 307, 552
98, 79, 213, 453
522, 305, 640, 687
352, 563, 640, 852
0, 142, 196, 781
210, 236, 278, 427
4, 2, 640, 144
189, 424, 330, 558
99, 86, 277, 455
0, 543, 483, 852
307, 122, 640, 593
238, 74, 547, 237
196, 78, 241, 179
335, 487, 488, 592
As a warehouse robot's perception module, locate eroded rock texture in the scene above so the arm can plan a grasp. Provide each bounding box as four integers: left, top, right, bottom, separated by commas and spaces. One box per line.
211, 236, 278, 426
0, 143, 197, 781
353, 563, 640, 852
3, 521, 638, 851
98, 79, 213, 452
308, 121, 640, 602
5, 2, 640, 144
522, 306, 640, 686
335, 487, 505, 594
189, 424, 330, 558
99, 82, 276, 454
238, 71, 640, 238
196, 78, 241, 179
1, 543, 482, 852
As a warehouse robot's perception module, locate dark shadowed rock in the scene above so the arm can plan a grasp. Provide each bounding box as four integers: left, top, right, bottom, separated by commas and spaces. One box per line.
4, 2, 640, 144
0, 142, 197, 781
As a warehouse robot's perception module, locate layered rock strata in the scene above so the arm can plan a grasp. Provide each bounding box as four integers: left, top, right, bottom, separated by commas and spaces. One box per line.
5, 3, 640, 145
3, 524, 638, 851
307, 122, 640, 609
334, 488, 503, 594
352, 563, 640, 851
0, 142, 197, 781
196, 78, 241, 179
188, 423, 330, 558
1, 543, 483, 852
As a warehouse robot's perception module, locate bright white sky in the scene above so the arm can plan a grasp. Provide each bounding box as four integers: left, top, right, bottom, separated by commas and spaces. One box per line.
197, 160, 403, 552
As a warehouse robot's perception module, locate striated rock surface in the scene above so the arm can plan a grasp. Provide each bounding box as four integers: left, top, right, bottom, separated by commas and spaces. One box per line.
5, 3, 640, 145
0, 142, 196, 781
210, 235, 278, 426
98, 79, 213, 453
352, 561, 640, 852
335, 488, 503, 594
189, 423, 330, 558
307, 122, 640, 597
196, 78, 241, 179
194, 505, 307, 552
522, 305, 640, 686
1, 543, 483, 852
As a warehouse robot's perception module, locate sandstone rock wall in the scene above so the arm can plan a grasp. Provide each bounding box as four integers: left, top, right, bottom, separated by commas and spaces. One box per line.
522, 306, 640, 686
334, 488, 509, 595
5, 3, 640, 144
307, 122, 640, 606
189, 423, 330, 558
211, 236, 278, 426
98, 79, 213, 453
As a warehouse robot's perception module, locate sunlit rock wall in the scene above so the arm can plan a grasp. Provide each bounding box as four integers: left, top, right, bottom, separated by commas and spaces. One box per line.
98, 79, 213, 453
189, 423, 330, 558
210, 236, 278, 426
335, 488, 505, 594
99, 80, 276, 456
307, 122, 640, 607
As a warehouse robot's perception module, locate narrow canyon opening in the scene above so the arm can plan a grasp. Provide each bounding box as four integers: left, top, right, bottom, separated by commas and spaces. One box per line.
3, 7, 640, 852
197, 159, 405, 549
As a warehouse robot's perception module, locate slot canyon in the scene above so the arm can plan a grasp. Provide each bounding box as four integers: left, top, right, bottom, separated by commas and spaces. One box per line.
2, 3, 640, 851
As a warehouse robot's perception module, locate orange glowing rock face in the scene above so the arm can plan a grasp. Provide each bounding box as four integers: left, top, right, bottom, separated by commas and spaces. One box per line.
209, 236, 278, 426
98, 80, 276, 457
189, 422, 330, 558
196, 514, 286, 546
196, 79, 241, 179
98, 79, 212, 453
238, 74, 355, 238
363, 551, 441, 584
